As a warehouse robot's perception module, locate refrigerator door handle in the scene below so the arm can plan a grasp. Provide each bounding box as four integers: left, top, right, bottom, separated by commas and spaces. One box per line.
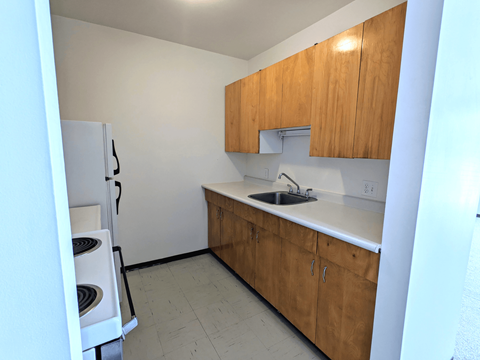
112, 140, 120, 176
115, 181, 122, 215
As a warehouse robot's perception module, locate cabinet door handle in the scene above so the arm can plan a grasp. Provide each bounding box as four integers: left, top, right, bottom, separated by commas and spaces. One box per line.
323, 266, 327, 283
311, 260, 315, 276
220, 211, 223, 220
216, 209, 219, 219
250, 227, 254, 239
256, 231, 259, 243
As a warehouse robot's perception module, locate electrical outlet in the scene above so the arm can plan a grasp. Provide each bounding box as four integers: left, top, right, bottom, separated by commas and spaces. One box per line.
264, 168, 269, 179
362, 180, 378, 198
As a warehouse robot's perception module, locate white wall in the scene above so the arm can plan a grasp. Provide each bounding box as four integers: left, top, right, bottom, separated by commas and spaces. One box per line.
0, 2, 81, 359
372, 0, 480, 359
52, 16, 248, 265
245, 0, 405, 202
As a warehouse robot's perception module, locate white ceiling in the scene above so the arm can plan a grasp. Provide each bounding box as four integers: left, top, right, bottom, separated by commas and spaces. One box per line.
50, 0, 354, 60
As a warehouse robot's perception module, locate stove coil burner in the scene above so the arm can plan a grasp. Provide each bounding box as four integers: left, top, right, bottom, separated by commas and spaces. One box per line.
77, 284, 103, 318
73, 237, 102, 257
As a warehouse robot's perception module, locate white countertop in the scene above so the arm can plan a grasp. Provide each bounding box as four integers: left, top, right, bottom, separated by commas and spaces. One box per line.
202, 179, 384, 253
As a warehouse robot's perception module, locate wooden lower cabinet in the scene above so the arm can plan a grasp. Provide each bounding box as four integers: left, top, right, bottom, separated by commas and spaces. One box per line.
316, 258, 377, 360
207, 202, 221, 255
207, 194, 379, 360
220, 209, 236, 269
254, 227, 282, 309
234, 219, 256, 287
279, 240, 319, 342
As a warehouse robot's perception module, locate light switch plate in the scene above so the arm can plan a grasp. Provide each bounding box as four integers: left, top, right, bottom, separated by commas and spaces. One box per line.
362, 180, 378, 198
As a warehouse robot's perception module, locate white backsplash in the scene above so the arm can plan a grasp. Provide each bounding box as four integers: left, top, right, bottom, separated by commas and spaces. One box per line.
245, 135, 390, 209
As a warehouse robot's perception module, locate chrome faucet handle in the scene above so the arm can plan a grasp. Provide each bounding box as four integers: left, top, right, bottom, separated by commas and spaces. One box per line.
305, 188, 313, 198
287, 184, 294, 193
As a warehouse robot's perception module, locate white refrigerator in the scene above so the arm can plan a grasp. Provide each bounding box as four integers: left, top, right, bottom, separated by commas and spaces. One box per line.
61, 120, 122, 300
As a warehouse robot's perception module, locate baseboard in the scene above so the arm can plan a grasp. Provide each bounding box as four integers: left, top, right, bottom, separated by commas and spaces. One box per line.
125, 248, 210, 272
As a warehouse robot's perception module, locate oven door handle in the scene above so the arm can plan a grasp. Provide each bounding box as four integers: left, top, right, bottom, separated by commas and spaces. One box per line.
112, 246, 138, 338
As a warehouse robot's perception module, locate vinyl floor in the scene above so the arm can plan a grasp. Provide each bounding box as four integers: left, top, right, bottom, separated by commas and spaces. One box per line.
121, 253, 328, 360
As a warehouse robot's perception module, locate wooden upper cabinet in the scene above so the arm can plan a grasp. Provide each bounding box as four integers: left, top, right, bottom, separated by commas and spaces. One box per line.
354, 2, 407, 159
310, 24, 364, 158
259, 61, 284, 130
225, 80, 241, 152
240, 72, 260, 153
281, 46, 315, 128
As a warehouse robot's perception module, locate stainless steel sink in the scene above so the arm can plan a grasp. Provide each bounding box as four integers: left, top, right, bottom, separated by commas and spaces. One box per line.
248, 191, 317, 206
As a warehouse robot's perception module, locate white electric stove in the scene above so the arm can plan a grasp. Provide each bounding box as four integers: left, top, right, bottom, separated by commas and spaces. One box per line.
73, 229, 137, 359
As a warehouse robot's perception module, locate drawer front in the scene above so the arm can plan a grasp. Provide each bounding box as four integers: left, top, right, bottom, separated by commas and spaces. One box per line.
204, 189, 234, 211
279, 218, 317, 254
317, 232, 380, 283
260, 210, 280, 236
234, 200, 263, 225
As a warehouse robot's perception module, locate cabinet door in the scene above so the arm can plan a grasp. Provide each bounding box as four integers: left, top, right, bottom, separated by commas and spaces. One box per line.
310, 24, 363, 158
208, 203, 221, 255
316, 258, 377, 360
255, 227, 282, 309
259, 61, 283, 130
234, 219, 256, 287
279, 240, 319, 342
353, 2, 407, 159
240, 72, 260, 153
280, 46, 315, 128
225, 80, 241, 152
220, 209, 236, 269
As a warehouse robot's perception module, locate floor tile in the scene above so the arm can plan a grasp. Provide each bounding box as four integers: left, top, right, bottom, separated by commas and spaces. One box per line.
183, 282, 225, 310
157, 311, 207, 354
132, 305, 156, 331
215, 276, 251, 298
245, 311, 294, 349
225, 291, 268, 321
123, 254, 325, 360
123, 324, 164, 360
195, 299, 242, 335
140, 264, 180, 292
209, 321, 273, 360
168, 257, 203, 276
164, 337, 220, 360
148, 287, 193, 324
127, 277, 150, 307
173, 271, 212, 290
196, 254, 224, 268
195, 260, 233, 283
268, 336, 327, 360
125, 270, 144, 287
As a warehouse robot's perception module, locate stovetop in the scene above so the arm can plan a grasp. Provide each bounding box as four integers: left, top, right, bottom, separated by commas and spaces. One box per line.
77, 284, 103, 317
73, 237, 102, 257
73, 229, 122, 351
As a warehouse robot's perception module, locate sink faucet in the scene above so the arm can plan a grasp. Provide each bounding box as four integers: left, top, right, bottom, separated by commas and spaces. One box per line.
278, 173, 300, 194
